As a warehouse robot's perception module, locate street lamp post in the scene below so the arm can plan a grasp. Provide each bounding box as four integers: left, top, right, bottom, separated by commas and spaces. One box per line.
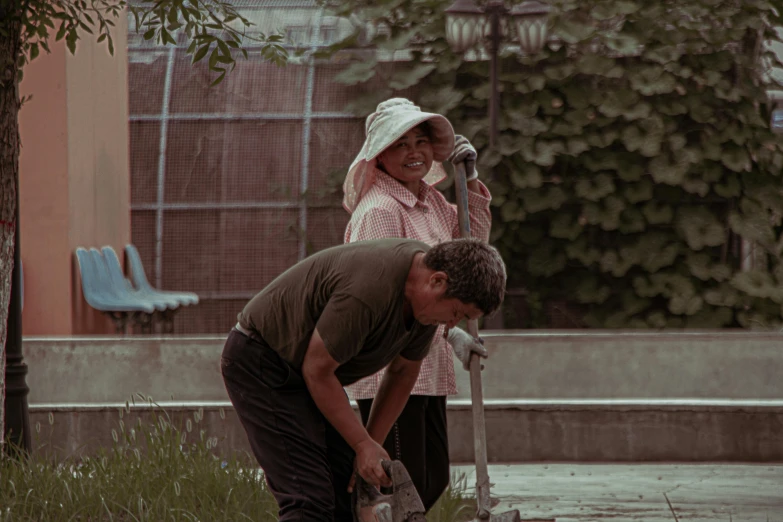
445, 0, 552, 148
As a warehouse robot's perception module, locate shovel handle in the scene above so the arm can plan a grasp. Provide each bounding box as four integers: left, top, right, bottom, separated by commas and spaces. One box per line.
453, 161, 492, 519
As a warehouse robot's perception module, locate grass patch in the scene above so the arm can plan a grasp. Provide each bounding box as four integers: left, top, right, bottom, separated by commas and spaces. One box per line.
428, 473, 478, 522
1, 395, 475, 521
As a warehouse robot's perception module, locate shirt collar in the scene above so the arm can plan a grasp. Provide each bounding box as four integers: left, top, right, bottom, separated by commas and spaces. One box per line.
373, 168, 432, 209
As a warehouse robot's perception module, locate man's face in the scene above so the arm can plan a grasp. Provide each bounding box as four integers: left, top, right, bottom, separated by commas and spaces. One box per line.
413, 273, 483, 328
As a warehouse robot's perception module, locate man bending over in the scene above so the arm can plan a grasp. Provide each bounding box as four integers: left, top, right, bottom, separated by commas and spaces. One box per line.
220, 237, 506, 521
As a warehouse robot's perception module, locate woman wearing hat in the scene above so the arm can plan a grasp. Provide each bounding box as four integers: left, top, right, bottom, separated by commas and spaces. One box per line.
342, 98, 493, 510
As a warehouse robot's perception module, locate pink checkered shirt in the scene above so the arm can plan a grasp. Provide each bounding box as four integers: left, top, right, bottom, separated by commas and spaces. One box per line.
343, 168, 492, 399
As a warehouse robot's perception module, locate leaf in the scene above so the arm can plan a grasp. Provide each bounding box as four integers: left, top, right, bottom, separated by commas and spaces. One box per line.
527, 242, 567, 277
522, 186, 567, 213
599, 249, 636, 277
628, 66, 677, 95
575, 54, 616, 76
389, 64, 435, 90
606, 34, 641, 56
510, 117, 549, 136
669, 294, 703, 316
573, 276, 611, 304
615, 0, 642, 14
675, 207, 725, 250
192, 44, 210, 64
30, 43, 39, 60
623, 180, 653, 203
561, 86, 591, 109
575, 173, 615, 201
640, 239, 679, 272
553, 19, 595, 44
598, 89, 641, 118
721, 146, 751, 172
644, 45, 684, 64
211, 69, 227, 86
681, 176, 709, 197
713, 174, 741, 198
543, 64, 575, 81
642, 200, 673, 224
500, 201, 526, 222
66, 30, 77, 54
419, 85, 464, 115
728, 201, 777, 250
667, 133, 686, 151
566, 238, 602, 266
618, 206, 646, 233
567, 137, 589, 156
334, 59, 377, 85
529, 140, 565, 166
619, 124, 644, 152
509, 164, 542, 189
550, 213, 583, 241
730, 271, 778, 300
624, 103, 651, 121
162, 29, 177, 46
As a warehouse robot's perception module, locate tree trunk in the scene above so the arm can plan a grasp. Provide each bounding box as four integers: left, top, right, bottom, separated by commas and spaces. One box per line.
0, 16, 22, 443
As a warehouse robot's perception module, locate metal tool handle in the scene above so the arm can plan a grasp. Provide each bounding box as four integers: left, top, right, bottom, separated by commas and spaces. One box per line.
453, 161, 492, 520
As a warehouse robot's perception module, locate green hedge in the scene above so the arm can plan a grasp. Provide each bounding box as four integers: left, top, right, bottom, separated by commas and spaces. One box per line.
327, 0, 783, 328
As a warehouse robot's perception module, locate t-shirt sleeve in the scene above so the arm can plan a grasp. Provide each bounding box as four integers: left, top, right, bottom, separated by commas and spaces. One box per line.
316, 294, 375, 364
399, 326, 438, 361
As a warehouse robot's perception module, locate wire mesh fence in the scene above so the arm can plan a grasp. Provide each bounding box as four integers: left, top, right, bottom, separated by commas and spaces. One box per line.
127, 1, 555, 333
128, 1, 368, 334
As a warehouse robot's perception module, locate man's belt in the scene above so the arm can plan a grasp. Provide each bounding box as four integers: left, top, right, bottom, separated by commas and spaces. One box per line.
234, 322, 265, 344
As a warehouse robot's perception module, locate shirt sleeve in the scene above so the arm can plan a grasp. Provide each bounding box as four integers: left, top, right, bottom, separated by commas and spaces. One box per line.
316, 294, 375, 364
449, 180, 492, 241
399, 325, 438, 361
347, 205, 405, 242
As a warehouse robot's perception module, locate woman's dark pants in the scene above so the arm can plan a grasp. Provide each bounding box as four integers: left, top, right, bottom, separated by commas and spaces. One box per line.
220, 330, 355, 521
357, 395, 450, 511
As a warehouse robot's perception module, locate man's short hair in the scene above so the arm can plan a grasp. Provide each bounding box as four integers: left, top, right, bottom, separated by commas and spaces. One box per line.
423, 238, 507, 316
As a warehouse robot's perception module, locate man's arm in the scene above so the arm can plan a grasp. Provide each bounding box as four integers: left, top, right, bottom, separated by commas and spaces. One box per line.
365, 354, 422, 445
302, 328, 392, 490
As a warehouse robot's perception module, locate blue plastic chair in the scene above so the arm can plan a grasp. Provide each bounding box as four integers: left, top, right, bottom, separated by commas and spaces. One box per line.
76, 248, 155, 314
86, 248, 158, 313
124, 244, 199, 306
101, 246, 177, 311
75, 248, 156, 333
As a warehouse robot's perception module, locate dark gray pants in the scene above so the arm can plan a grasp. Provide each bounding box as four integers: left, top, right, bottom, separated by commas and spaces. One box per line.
220, 330, 355, 521
357, 395, 450, 511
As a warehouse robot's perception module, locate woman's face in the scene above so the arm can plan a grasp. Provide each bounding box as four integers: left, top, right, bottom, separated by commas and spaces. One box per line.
377, 126, 434, 190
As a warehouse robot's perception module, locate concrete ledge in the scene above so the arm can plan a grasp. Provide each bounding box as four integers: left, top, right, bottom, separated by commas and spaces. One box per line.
23, 330, 783, 404
29, 400, 783, 463
22, 331, 783, 462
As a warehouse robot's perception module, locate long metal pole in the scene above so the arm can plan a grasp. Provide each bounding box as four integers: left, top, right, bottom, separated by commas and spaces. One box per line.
454, 162, 491, 519
487, 4, 502, 149
4, 186, 30, 453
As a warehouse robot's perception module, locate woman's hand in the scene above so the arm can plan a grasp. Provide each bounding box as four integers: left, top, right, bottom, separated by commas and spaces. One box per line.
448, 135, 478, 181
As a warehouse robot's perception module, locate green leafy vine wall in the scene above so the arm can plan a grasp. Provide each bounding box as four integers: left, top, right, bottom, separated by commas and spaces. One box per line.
325, 0, 783, 328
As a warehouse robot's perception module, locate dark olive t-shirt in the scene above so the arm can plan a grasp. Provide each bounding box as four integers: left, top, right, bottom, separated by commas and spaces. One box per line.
237, 238, 437, 386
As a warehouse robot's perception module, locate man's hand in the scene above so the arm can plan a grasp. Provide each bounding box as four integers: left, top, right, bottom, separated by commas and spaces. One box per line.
447, 135, 478, 181
446, 327, 488, 371
348, 439, 392, 493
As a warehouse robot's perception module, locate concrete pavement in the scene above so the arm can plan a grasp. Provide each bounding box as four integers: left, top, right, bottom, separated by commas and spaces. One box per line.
450, 463, 783, 521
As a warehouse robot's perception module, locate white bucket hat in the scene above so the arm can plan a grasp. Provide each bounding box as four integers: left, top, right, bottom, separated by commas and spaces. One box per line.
343, 98, 456, 213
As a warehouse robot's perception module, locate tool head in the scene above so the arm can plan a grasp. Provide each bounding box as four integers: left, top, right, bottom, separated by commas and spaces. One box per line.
476, 509, 521, 522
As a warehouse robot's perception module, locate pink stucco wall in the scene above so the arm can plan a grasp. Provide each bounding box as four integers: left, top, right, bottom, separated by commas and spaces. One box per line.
18, 14, 130, 335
